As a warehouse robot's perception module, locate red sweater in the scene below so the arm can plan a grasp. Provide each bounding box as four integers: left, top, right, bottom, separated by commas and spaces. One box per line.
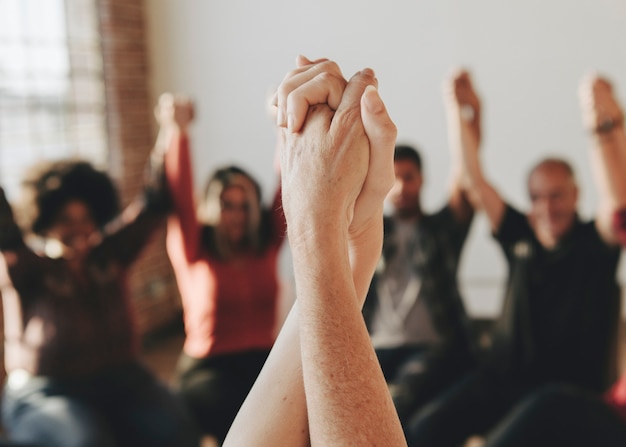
164, 135, 286, 358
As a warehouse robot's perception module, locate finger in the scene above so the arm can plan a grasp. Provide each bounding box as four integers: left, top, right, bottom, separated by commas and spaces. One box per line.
296, 55, 327, 68
360, 86, 397, 198
285, 71, 348, 133
330, 68, 377, 134
266, 85, 279, 122
276, 60, 345, 127
272, 57, 330, 108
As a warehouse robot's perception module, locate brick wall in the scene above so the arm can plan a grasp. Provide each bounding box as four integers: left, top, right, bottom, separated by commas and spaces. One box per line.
97, 0, 182, 336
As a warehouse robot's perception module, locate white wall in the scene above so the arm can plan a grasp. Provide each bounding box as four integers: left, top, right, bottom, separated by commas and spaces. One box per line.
145, 0, 626, 317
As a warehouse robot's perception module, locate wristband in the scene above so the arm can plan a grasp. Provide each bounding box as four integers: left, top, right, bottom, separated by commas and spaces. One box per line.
593, 115, 624, 135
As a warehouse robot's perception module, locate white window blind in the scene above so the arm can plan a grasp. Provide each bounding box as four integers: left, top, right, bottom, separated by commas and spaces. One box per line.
0, 0, 107, 200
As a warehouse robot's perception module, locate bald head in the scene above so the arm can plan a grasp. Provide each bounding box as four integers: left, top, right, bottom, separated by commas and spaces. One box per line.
527, 158, 576, 190
527, 157, 579, 244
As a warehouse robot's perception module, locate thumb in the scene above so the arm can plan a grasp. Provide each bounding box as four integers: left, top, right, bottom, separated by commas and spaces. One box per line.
361, 85, 397, 196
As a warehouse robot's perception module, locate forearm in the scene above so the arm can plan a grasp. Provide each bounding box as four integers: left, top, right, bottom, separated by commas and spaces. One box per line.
591, 126, 626, 243
291, 221, 405, 447
223, 307, 310, 447
451, 108, 505, 230
0, 189, 25, 251
225, 213, 384, 447
163, 129, 202, 258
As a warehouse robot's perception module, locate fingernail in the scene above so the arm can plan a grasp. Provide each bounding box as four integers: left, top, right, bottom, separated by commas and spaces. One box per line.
363, 85, 384, 113
361, 67, 375, 78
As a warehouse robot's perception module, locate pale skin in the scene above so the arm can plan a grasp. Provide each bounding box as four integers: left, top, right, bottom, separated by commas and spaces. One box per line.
447, 70, 626, 248
37, 97, 195, 272
223, 57, 405, 446
579, 75, 626, 244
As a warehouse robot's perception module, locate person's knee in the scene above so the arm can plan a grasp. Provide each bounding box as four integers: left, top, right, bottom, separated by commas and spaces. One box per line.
7, 398, 114, 447
518, 385, 583, 416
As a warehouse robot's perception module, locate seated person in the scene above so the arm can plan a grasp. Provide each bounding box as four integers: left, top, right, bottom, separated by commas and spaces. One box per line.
363, 140, 476, 427
0, 137, 198, 445
153, 93, 286, 443
223, 56, 407, 446
406, 71, 626, 446
469, 73, 626, 447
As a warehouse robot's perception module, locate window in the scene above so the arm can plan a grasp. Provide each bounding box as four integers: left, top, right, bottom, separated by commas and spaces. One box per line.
0, 0, 107, 200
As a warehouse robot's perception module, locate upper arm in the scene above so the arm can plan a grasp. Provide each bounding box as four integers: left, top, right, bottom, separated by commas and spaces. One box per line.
449, 176, 506, 233
474, 180, 507, 233
448, 182, 474, 225
491, 204, 534, 256
97, 199, 163, 266
0, 189, 25, 253
0, 189, 41, 287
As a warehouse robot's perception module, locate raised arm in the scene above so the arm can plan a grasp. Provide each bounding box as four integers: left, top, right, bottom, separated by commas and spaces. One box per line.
154, 94, 202, 262
224, 58, 346, 447
445, 70, 506, 232
282, 63, 403, 446
94, 97, 193, 266
224, 57, 404, 447
444, 71, 479, 223
0, 188, 41, 290
579, 75, 626, 246
0, 189, 25, 253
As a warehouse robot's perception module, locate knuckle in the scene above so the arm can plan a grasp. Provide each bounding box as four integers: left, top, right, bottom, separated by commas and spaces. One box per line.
318, 60, 341, 76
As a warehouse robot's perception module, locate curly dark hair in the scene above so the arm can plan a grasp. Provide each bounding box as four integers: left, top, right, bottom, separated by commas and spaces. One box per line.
18, 160, 120, 235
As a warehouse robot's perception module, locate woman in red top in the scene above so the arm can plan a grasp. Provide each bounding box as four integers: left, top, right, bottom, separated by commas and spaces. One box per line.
156, 94, 286, 442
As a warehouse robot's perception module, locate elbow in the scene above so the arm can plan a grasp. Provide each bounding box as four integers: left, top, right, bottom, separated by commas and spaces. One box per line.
459, 180, 485, 211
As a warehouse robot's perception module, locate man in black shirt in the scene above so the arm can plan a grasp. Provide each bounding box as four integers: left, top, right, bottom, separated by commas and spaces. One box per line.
407, 71, 626, 446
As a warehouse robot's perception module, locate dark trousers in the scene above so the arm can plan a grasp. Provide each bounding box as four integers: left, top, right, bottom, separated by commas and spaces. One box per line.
406, 368, 531, 447
175, 349, 270, 443
484, 385, 626, 447
376, 344, 474, 431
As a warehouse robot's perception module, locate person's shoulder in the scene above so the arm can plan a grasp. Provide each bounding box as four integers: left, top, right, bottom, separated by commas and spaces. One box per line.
422, 204, 452, 224
423, 203, 470, 231
492, 202, 533, 245
574, 217, 615, 246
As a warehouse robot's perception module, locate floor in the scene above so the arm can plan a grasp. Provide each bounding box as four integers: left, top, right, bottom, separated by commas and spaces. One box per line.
140, 325, 219, 447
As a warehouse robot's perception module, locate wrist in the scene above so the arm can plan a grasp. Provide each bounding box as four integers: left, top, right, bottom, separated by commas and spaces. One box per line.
288, 217, 349, 251
591, 115, 624, 135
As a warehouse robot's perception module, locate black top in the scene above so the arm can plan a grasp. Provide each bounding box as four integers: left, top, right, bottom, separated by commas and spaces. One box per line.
488, 205, 621, 392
